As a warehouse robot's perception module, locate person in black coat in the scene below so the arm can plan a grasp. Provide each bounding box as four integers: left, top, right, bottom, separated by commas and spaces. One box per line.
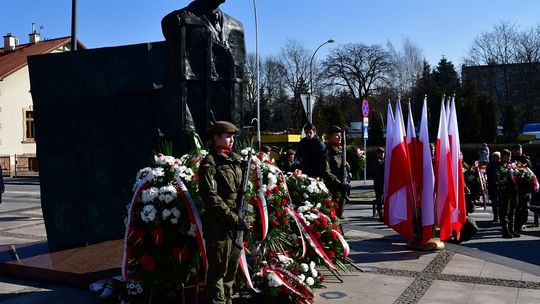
373, 147, 385, 222
295, 123, 326, 178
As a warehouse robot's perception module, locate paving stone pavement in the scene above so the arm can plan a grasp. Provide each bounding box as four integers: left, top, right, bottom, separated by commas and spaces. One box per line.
2, 179, 540, 303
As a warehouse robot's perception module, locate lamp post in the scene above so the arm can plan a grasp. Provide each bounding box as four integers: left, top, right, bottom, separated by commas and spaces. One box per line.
308, 39, 334, 123
71, 0, 77, 51
252, 0, 261, 150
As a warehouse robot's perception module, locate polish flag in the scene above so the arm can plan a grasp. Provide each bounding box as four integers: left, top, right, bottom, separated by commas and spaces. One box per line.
386, 101, 414, 240
418, 97, 435, 244
383, 102, 394, 224
448, 96, 466, 238
406, 102, 421, 210
435, 99, 455, 241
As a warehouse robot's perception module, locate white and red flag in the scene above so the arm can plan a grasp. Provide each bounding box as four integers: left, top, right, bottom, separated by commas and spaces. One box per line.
448, 96, 467, 238
406, 102, 421, 210
435, 99, 455, 241
385, 101, 414, 240
383, 102, 394, 203
418, 97, 435, 244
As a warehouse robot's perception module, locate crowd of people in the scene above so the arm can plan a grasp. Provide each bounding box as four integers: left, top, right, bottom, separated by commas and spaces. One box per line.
482, 144, 536, 238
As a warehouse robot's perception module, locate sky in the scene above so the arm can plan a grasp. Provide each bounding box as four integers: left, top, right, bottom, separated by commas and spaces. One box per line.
2, 0, 540, 68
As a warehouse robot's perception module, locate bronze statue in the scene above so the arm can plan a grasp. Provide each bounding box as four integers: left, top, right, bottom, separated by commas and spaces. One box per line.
161, 0, 246, 147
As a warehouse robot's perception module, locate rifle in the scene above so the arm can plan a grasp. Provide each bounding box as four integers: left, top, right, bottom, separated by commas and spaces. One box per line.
342, 130, 349, 199
234, 145, 254, 249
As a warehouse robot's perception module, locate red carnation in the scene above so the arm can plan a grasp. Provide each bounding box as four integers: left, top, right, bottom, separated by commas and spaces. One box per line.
139, 254, 156, 272
151, 227, 164, 246
322, 220, 329, 228
128, 229, 145, 247
321, 242, 326, 247
272, 220, 280, 227
172, 247, 190, 263
282, 217, 289, 224
273, 186, 280, 194
281, 199, 287, 206
243, 241, 249, 248
314, 219, 321, 226
306, 225, 314, 232
330, 209, 337, 219
292, 268, 300, 275
315, 231, 322, 239
278, 286, 289, 296
276, 210, 282, 218
318, 273, 325, 283
266, 189, 272, 196
328, 250, 335, 259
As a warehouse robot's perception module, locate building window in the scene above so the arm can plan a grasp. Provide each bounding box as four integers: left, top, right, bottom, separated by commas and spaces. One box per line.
24, 109, 35, 142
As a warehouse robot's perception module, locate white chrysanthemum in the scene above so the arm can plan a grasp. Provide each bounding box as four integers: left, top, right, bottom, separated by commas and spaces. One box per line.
311, 268, 318, 278
141, 187, 159, 203
306, 183, 316, 193
158, 185, 177, 203
136, 167, 152, 180
267, 172, 278, 189
187, 223, 197, 237
315, 203, 322, 209
200, 149, 209, 159
155, 154, 175, 166
297, 206, 308, 213
267, 272, 283, 287
309, 261, 316, 270
298, 274, 306, 283
300, 263, 309, 273
306, 277, 315, 286
277, 253, 293, 266
147, 167, 165, 182
318, 181, 329, 193
162, 208, 171, 219
178, 166, 194, 182
140, 204, 157, 223
179, 154, 190, 164
171, 207, 181, 218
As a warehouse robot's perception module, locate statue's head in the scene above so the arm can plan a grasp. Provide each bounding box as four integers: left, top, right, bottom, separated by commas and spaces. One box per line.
201, 0, 226, 9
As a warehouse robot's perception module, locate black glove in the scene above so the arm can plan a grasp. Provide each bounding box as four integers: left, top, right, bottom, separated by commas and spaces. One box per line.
237, 217, 250, 231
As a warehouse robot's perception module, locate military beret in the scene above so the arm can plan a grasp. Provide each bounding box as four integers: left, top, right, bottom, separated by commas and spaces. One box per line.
209, 121, 238, 134
326, 125, 342, 135
512, 143, 522, 150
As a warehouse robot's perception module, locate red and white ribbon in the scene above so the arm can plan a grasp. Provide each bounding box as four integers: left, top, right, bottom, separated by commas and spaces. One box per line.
312, 210, 350, 259
122, 176, 151, 280
262, 264, 314, 301
285, 208, 336, 269
174, 176, 208, 281
254, 164, 269, 240
238, 249, 261, 293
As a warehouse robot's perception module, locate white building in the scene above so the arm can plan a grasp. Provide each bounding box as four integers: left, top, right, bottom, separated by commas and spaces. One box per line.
0, 30, 82, 176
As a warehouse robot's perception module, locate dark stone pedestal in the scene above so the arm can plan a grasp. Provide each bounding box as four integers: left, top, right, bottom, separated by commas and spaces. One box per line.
28, 43, 167, 251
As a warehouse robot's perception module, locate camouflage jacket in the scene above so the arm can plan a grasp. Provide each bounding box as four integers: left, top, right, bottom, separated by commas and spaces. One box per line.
199, 148, 243, 240
322, 144, 350, 193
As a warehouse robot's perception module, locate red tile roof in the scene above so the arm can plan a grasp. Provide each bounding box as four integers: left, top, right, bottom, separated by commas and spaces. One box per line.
0, 36, 83, 79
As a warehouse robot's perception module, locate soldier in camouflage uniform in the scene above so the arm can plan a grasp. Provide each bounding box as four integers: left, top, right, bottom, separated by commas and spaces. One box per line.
199, 121, 249, 304
322, 125, 351, 218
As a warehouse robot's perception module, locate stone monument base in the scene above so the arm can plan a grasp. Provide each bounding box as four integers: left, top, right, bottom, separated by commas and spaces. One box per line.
0, 240, 122, 288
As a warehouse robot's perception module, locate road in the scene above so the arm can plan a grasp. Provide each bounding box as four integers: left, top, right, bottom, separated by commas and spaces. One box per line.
0, 184, 45, 246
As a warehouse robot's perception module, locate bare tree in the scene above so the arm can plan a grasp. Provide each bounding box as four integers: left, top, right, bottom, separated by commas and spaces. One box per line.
278, 38, 311, 97
323, 43, 391, 100
387, 38, 424, 96
465, 21, 519, 65
515, 24, 540, 63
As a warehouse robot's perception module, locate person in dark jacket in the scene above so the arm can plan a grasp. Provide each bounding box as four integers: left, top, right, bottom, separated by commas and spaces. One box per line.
321, 125, 350, 218
373, 147, 385, 222
295, 123, 326, 178
512, 144, 534, 232
0, 167, 4, 204
486, 151, 501, 222
199, 121, 249, 304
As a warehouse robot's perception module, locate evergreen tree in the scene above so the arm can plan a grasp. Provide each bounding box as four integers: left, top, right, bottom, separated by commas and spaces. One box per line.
502, 103, 519, 143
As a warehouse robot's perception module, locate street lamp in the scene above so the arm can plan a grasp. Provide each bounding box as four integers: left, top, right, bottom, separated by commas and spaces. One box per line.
308, 39, 334, 123
253, 0, 261, 150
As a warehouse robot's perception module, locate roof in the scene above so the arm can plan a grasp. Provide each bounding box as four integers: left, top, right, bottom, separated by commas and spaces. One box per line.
0, 36, 82, 79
